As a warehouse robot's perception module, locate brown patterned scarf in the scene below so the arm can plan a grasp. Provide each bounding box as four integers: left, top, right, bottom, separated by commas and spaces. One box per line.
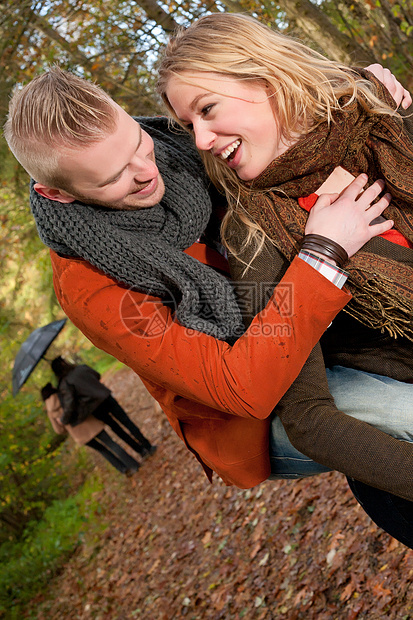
239, 70, 413, 340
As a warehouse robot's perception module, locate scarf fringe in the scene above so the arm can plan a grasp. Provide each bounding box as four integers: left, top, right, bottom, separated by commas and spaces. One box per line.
345, 275, 413, 341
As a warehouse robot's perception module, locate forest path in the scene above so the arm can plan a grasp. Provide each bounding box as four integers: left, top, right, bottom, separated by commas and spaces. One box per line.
32, 366, 413, 619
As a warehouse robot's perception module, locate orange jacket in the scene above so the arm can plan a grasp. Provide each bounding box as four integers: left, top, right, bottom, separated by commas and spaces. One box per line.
50, 247, 349, 488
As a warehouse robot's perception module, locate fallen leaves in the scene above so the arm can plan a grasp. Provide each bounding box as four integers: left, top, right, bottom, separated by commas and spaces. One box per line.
30, 368, 413, 620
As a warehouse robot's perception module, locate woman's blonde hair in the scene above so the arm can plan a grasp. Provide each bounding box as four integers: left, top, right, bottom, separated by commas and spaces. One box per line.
157, 13, 395, 261
4, 66, 117, 189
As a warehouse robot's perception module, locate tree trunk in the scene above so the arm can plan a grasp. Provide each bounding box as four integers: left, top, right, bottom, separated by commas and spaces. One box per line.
279, 0, 376, 64
134, 0, 180, 33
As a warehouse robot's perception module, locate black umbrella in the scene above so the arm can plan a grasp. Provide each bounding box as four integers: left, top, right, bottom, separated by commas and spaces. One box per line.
12, 318, 67, 396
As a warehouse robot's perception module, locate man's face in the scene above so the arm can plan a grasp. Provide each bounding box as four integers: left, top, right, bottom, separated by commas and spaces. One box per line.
54, 104, 165, 210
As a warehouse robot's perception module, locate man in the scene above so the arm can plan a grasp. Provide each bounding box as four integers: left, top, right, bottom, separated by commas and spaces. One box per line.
51, 356, 156, 459
4, 67, 413, 547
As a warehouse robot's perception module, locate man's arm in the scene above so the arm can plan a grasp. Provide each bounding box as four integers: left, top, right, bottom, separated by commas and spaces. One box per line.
227, 226, 413, 500
51, 251, 413, 500
51, 250, 349, 420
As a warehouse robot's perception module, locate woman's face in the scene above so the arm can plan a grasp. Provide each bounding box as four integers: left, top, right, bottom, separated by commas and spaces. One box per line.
166, 72, 290, 181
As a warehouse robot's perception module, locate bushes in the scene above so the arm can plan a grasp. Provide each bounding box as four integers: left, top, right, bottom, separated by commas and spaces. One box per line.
0, 350, 118, 616
0, 473, 105, 616
0, 392, 70, 542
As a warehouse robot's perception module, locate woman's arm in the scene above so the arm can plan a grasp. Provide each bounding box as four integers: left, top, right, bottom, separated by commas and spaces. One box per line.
275, 342, 413, 501
228, 222, 413, 500
47, 411, 67, 434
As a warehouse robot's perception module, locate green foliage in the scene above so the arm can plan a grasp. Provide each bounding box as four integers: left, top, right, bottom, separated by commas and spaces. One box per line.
319, 0, 413, 84
0, 391, 73, 542
0, 345, 117, 544
0, 473, 106, 616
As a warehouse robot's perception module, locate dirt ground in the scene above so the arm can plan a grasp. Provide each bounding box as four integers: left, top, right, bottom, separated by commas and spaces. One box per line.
30, 366, 413, 619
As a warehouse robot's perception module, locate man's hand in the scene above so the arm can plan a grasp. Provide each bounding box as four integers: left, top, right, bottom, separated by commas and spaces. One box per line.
305, 174, 393, 259
366, 63, 412, 109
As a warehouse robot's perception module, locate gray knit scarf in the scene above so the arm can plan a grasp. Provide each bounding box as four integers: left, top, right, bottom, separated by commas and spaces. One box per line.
30, 117, 244, 343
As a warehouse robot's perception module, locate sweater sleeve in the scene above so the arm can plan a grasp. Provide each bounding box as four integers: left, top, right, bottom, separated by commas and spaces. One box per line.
50, 251, 349, 420
275, 342, 413, 500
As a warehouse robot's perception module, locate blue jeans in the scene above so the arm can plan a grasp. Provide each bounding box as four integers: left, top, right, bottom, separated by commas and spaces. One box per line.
269, 366, 413, 549
269, 365, 413, 479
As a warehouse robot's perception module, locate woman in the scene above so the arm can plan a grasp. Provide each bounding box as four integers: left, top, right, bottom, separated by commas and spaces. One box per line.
41, 382, 141, 475
158, 14, 413, 342
157, 14, 413, 543
157, 12, 413, 437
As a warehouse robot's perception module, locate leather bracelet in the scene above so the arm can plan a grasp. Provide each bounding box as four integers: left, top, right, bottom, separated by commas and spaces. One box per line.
300, 234, 349, 268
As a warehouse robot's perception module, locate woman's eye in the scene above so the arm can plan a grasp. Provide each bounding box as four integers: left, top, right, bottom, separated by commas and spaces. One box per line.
201, 104, 214, 117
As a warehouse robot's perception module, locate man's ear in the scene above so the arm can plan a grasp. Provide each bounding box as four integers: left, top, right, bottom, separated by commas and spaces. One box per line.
33, 183, 76, 204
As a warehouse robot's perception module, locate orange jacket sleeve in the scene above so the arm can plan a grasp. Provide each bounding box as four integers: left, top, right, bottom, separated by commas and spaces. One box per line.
51, 251, 350, 419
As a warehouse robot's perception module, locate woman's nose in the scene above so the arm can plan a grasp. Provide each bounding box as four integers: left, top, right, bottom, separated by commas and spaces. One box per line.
194, 125, 216, 151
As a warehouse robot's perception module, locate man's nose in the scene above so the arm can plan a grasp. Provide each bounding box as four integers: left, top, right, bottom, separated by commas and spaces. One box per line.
194, 124, 216, 151
131, 153, 158, 180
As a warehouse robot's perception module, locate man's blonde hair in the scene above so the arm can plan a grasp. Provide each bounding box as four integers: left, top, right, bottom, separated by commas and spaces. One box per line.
4, 66, 118, 189
157, 13, 395, 259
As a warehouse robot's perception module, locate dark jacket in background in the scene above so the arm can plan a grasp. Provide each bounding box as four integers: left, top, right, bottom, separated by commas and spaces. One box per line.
59, 365, 111, 425
45, 392, 105, 444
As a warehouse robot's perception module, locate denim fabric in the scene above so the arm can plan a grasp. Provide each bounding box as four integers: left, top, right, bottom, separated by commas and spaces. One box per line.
326, 366, 413, 442
269, 415, 331, 479
347, 477, 413, 549
269, 366, 413, 479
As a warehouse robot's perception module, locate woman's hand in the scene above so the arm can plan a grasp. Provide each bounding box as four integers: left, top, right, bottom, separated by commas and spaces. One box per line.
366, 63, 412, 109
305, 174, 393, 259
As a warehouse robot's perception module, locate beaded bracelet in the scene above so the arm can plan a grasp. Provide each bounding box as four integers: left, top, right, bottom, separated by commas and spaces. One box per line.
300, 234, 349, 268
